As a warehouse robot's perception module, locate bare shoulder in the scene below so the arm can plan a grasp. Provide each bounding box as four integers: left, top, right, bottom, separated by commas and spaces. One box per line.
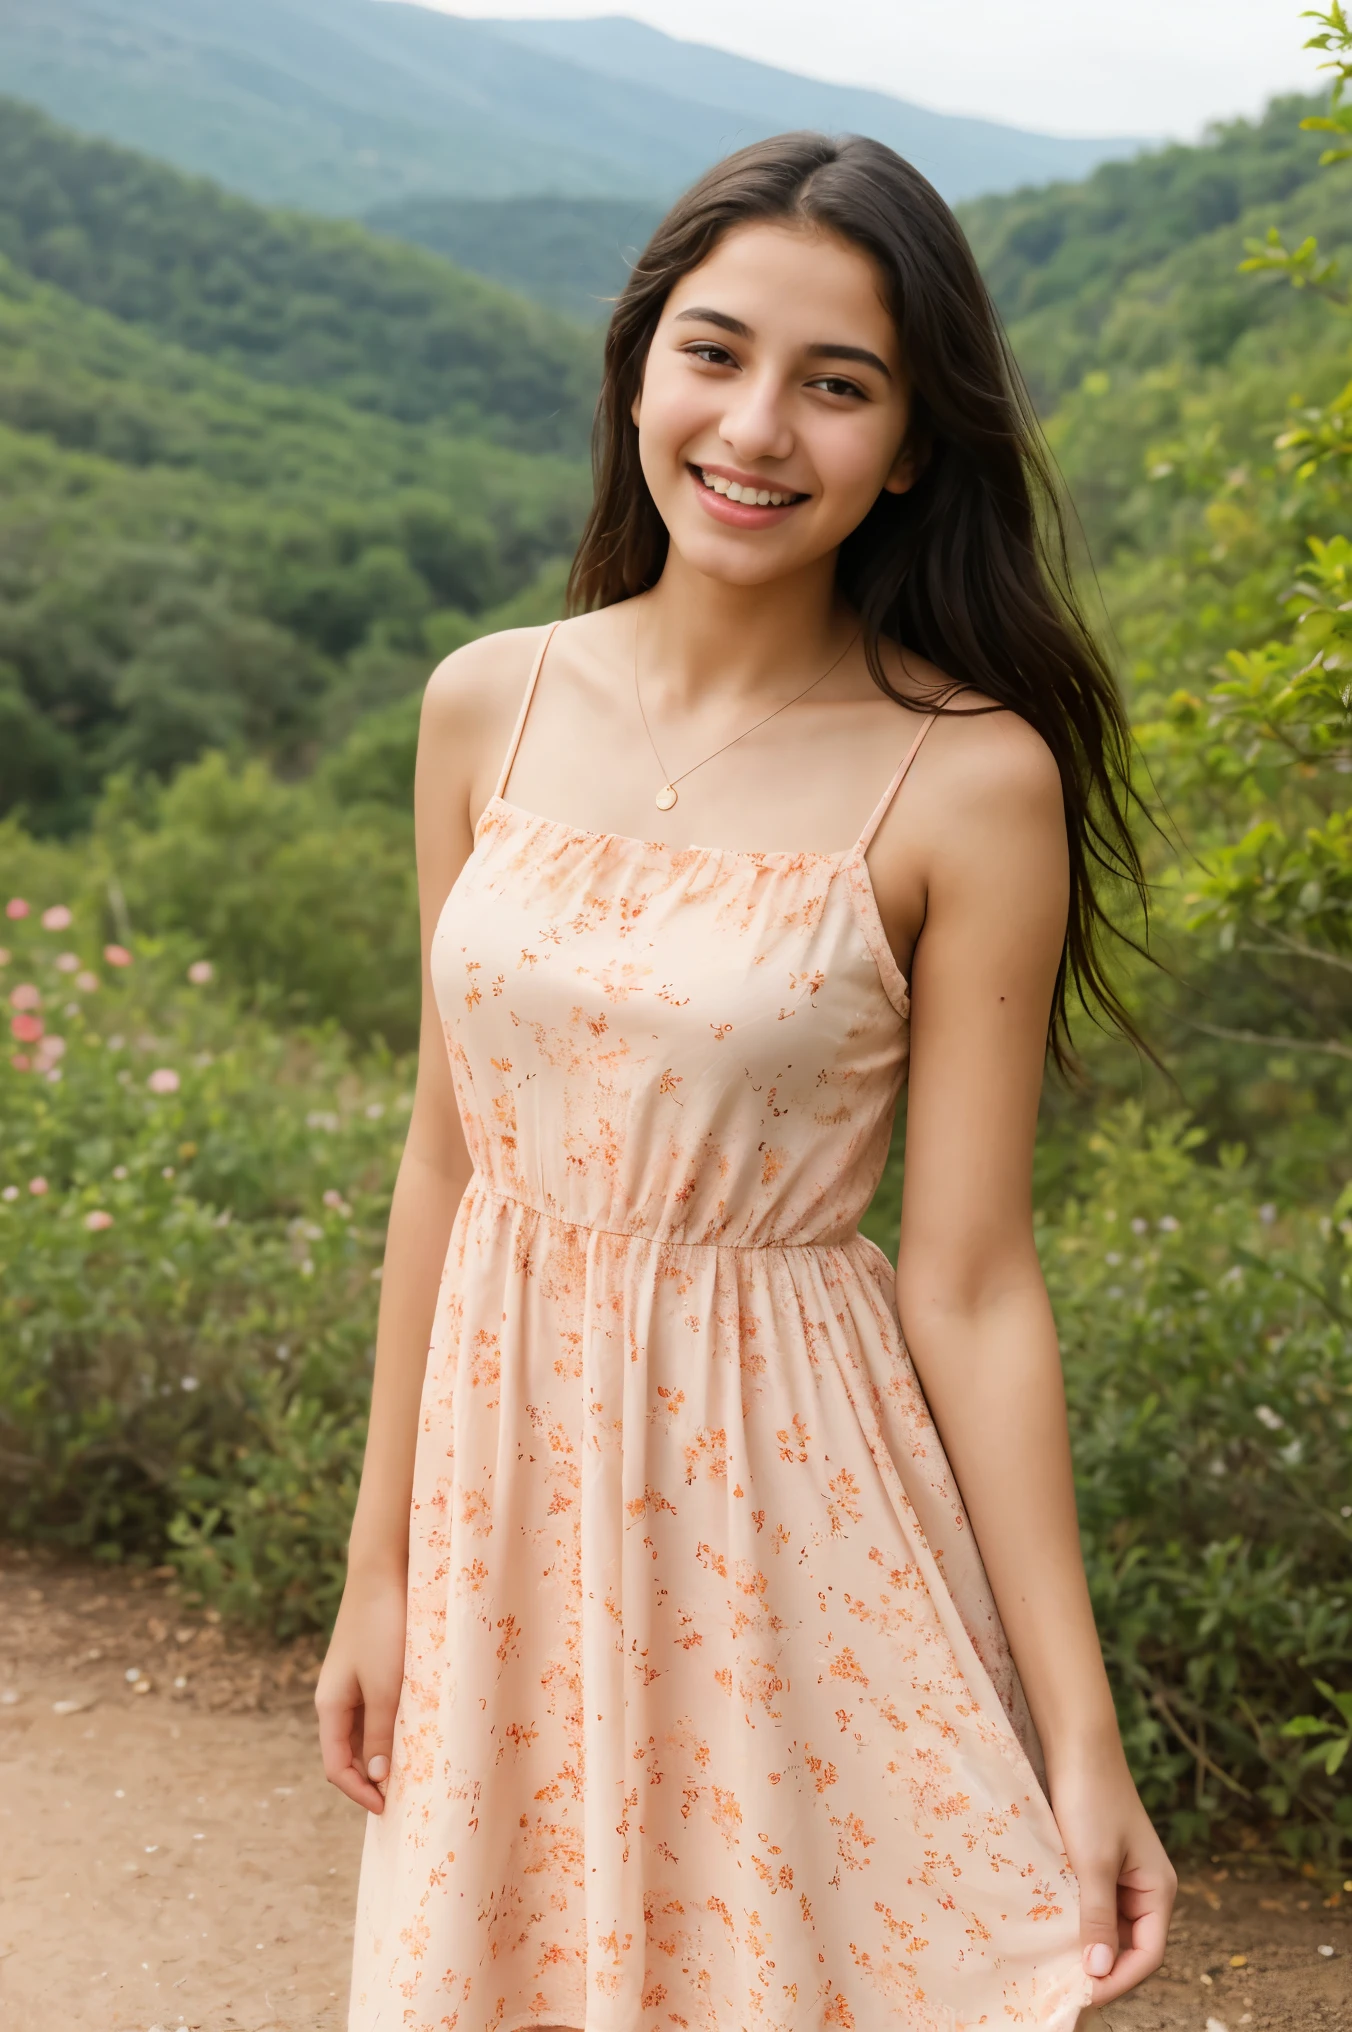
421, 622, 554, 748
889, 642, 1061, 828
933, 699, 1061, 816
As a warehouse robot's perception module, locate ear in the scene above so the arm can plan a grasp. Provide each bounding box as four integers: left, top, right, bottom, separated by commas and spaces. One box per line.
882, 443, 918, 496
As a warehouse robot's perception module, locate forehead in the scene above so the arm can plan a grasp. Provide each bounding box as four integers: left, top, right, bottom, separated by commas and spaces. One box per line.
663, 220, 899, 365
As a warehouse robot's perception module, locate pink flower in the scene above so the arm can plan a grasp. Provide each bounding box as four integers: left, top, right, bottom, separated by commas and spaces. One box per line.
28, 1176, 48, 1196
41, 905, 73, 932
146, 1067, 180, 1095
54, 952, 80, 974
187, 960, 214, 986
84, 1209, 114, 1232
74, 971, 100, 993
6, 899, 29, 920
10, 1054, 30, 1072
35, 1035, 66, 1064
103, 944, 133, 968
9, 983, 41, 1011
11, 1014, 43, 1044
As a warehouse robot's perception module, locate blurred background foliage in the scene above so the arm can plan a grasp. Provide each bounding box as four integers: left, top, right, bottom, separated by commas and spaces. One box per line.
1, 16, 1350, 1874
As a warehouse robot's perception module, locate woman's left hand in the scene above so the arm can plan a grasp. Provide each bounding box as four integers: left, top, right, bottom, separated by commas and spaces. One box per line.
1049, 1746, 1177, 2007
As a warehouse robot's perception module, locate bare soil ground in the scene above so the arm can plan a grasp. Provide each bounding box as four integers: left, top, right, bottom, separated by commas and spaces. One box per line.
0, 1548, 1347, 2032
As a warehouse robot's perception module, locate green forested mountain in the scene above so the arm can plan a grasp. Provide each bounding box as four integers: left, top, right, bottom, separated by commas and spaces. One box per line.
963, 95, 1346, 407
365, 195, 666, 323
0, 100, 591, 831
0, 0, 1138, 212
0, 99, 596, 449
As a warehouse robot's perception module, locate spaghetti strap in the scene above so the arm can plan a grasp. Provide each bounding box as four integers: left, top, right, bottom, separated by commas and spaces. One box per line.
494, 621, 561, 802
855, 713, 937, 853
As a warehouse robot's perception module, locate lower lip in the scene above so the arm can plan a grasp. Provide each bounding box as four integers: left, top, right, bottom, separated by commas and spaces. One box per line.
688, 466, 805, 529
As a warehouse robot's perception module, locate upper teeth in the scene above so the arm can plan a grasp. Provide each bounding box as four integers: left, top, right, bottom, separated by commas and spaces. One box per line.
701, 470, 796, 507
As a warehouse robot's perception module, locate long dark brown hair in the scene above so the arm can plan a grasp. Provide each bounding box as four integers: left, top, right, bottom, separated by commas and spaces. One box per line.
568, 131, 1146, 1067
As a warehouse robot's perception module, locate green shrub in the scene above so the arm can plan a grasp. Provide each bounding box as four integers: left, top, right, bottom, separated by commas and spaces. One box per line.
1047, 1109, 1351, 1866
0, 893, 403, 1629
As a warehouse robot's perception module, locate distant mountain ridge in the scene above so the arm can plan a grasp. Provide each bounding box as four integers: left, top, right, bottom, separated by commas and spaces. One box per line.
492, 15, 1137, 196
0, 0, 1142, 213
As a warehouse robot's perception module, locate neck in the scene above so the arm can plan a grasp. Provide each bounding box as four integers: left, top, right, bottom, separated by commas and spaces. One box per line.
637, 545, 849, 709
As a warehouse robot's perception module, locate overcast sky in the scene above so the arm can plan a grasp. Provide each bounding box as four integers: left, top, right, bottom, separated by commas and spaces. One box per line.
413, 1, 1323, 139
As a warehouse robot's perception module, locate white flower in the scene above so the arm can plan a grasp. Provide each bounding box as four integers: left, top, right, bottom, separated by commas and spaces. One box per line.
1259, 1202, 1277, 1226
1157, 1215, 1179, 1233
1255, 1404, 1284, 1431
1131, 1217, 1148, 1236
180, 1376, 199, 1392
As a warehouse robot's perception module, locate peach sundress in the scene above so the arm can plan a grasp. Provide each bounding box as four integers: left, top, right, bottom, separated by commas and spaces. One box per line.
350, 628, 1091, 2032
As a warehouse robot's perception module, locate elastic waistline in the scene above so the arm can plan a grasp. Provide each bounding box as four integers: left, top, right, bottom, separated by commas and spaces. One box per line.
466, 1177, 863, 1255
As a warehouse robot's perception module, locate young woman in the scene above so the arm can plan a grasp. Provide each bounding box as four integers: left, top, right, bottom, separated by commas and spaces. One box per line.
318, 133, 1175, 2032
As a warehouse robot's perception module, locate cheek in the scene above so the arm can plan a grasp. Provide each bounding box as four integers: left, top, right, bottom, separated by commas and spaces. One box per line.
812, 412, 906, 504
636, 361, 710, 469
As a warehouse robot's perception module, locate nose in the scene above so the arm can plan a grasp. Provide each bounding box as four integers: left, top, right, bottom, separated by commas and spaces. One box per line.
719, 369, 795, 467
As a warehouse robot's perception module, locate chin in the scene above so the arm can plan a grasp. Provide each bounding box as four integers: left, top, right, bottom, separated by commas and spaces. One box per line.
667, 520, 820, 587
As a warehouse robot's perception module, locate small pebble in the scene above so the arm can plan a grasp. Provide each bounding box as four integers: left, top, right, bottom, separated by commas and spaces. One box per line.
1318, 1944, 1335, 1956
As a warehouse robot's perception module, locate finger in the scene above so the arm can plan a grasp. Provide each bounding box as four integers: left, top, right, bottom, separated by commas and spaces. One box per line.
316, 1694, 386, 1815
1090, 1894, 1173, 2005
357, 1691, 401, 1798
1076, 1853, 1122, 1988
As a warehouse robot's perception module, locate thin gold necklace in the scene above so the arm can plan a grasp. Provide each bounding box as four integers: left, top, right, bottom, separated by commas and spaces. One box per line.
634, 618, 859, 811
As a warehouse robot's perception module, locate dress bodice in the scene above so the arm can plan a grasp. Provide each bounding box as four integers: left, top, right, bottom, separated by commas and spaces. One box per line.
433, 797, 912, 1250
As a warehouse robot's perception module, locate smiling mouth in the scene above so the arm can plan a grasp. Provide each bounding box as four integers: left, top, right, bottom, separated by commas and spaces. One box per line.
693, 465, 807, 508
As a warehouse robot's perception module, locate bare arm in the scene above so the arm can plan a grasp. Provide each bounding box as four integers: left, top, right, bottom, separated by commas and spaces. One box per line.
879, 709, 1174, 2007
315, 628, 543, 1813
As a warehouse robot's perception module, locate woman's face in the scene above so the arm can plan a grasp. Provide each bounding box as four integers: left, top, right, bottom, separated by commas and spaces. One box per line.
634, 220, 914, 588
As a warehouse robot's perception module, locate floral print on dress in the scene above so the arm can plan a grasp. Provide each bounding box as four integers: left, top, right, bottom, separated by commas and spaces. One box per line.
350, 702, 1092, 2031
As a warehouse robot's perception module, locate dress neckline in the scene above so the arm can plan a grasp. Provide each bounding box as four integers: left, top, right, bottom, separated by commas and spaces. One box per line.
481, 794, 859, 867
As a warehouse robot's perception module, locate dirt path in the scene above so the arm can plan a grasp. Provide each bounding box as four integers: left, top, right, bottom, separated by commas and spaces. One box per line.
1, 1549, 1347, 2031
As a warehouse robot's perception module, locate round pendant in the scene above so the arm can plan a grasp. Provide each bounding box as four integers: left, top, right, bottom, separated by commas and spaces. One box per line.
655, 784, 678, 812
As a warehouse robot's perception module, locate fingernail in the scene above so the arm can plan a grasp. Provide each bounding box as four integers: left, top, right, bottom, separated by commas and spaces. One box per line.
1084, 1942, 1114, 1978
367, 1755, 390, 1782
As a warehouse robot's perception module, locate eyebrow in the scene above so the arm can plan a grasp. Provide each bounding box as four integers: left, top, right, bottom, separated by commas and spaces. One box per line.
672, 307, 892, 380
